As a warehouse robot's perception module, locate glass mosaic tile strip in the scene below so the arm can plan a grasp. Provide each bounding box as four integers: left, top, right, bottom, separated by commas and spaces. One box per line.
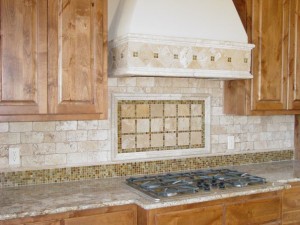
0, 150, 293, 188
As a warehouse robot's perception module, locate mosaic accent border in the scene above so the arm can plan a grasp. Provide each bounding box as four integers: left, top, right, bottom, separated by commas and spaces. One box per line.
0, 150, 293, 188
118, 100, 205, 153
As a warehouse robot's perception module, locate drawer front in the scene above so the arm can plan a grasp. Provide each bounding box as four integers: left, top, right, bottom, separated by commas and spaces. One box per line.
155, 205, 223, 225
63, 210, 135, 225
226, 196, 281, 225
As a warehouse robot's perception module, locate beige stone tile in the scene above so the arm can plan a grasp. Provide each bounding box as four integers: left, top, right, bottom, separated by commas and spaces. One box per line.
17, 144, 34, 156
98, 120, 110, 129
164, 104, 177, 117
178, 133, 190, 145
77, 121, 99, 130
67, 152, 88, 164
151, 133, 163, 147
10, 122, 32, 132
137, 119, 150, 133
137, 134, 150, 148
121, 104, 135, 118
118, 77, 136, 87
165, 133, 176, 147
33, 122, 56, 132
43, 132, 67, 143
122, 135, 136, 149
121, 119, 136, 134
151, 118, 164, 132
56, 142, 77, 154
172, 78, 189, 87
0, 133, 20, 145
136, 104, 150, 117
22, 155, 45, 167
191, 104, 203, 116
0, 145, 8, 157
21, 132, 43, 144
151, 104, 163, 117
178, 118, 190, 131
87, 130, 108, 141
77, 141, 100, 152
33, 143, 56, 155
178, 104, 190, 116
155, 77, 173, 87
0, 123, 8, 132
45, 154, 67, 166
165, 118, 177, 131
191, 132, 203, 145
0, 157, 8, 168
136, 77, 155, 87
191, 117, 203, 130
67, 131, 88, 141
56, 121, 77, 131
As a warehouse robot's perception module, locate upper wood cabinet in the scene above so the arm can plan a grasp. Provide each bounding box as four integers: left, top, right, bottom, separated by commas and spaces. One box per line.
48, 0, 107, 115
0, 0, 48, 115
224, 0, 300, 115
0, 0, 107, 121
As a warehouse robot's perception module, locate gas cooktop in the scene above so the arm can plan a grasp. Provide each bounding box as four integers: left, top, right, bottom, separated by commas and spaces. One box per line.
126, 169, 266, 202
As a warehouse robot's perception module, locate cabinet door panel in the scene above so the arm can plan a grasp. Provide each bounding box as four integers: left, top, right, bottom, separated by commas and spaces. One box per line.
226, 196, 281, 225
288, 0, 300, 110
154, 205, 223, 225
251, 0, 289, 111
0, 0, 47, 115
63, 210, 134, 225
48, 0, 107, 115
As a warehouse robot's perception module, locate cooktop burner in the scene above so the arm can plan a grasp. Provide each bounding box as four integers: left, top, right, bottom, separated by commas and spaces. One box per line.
126, 169, 266, 202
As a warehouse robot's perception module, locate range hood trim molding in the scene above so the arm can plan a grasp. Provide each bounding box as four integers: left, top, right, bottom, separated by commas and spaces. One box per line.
110, 34, 255, 50
109, 34, 254, 80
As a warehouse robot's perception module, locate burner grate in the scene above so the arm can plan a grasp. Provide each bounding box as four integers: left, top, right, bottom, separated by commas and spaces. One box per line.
126, 169, 266, 201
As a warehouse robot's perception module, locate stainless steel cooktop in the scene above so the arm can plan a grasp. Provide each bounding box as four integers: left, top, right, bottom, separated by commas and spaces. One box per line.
126, 169, 266, 202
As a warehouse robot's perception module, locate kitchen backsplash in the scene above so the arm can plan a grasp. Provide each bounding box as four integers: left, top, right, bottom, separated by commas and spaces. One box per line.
0, 77, 295, 171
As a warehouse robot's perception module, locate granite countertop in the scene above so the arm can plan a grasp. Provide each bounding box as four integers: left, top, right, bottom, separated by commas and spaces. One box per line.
1, 160, 300, 221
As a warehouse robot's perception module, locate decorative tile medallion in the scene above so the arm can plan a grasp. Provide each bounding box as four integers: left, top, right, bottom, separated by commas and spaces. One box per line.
118, 100, 205, 153
0, 150, 294, 188
111, 93, 211, 161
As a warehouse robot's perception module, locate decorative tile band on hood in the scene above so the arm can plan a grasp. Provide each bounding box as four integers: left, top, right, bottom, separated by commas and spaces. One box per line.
108, 0, 255, 79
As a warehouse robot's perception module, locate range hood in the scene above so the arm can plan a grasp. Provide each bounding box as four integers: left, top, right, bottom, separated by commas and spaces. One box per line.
108, 0, 254, 79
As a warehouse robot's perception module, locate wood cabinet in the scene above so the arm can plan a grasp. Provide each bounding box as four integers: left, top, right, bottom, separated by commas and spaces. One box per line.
224, 0, 300, 115
0, 0, 48, 115
63, 210, 135, 225
154, 205, 223, 225
138, 191, 282, 225
0, 205, 137, 225
282, 182, 300, 225
226, 193, 282, 225
0, 0, 107, 121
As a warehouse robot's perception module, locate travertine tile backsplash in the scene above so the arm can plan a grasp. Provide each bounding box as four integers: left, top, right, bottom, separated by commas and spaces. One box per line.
0, 77, 295, 171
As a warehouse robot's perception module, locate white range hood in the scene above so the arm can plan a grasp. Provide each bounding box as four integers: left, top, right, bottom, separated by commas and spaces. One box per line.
108, 0, 254, 79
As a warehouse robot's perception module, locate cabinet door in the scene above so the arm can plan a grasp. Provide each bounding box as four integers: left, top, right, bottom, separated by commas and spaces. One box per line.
154, 205, 223, 225
63, 210, 135, 225
288, 0, 300, 110
0, 0, 47, 115
48, 0, 107, 115
282, 182, 300, 224
251, 0, 289, 111
225, 196, 281, 225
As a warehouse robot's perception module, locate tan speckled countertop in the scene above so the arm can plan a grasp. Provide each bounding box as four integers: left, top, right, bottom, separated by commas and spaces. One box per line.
1, 160, 300, 221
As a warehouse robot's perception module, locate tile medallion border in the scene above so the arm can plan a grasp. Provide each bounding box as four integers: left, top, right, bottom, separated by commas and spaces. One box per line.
111, 93, 211, 161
